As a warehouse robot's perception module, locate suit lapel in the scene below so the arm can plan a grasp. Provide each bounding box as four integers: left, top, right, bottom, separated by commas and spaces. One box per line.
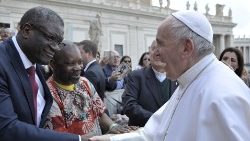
145, 67, 161, 107
6, 39, 36, 124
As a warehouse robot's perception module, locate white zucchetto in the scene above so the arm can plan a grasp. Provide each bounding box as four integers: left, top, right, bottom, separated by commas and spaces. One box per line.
172, 10, 213, 43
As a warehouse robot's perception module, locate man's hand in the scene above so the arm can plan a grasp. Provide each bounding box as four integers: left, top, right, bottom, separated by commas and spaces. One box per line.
88, 134, 113, 141
81, 134, 93, 141
109, 72, 121, 81
107, 124, 139, 134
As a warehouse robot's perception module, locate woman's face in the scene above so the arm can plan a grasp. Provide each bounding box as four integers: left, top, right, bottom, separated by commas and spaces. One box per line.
142, 54, 150, 68
221, 51, 239, 71
122, 57, 132, 67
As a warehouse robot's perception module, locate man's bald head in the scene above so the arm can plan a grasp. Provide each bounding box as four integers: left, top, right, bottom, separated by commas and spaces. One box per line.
108, 50, 120, 67
16, 6, 64, 65
19, 6, 64, 30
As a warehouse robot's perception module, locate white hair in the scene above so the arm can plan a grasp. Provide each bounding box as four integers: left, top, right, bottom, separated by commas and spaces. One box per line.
166, 15, 215, 59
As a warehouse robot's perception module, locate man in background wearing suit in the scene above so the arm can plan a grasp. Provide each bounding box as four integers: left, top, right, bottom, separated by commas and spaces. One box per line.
78, 40, 106, 100
122, 40, 177, 127
102, 51, 123, 91
0, 6, 86, 141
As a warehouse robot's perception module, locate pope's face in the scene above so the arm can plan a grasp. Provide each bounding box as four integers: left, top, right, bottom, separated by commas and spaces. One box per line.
155, 20, 184, 80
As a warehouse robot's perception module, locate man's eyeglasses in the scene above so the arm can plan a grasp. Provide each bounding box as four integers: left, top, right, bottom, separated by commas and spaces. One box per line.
29, 24, 62, 48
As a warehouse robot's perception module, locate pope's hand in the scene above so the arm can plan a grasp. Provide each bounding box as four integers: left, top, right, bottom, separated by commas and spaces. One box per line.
88, 134, 113, 141
81, 134, 93, 141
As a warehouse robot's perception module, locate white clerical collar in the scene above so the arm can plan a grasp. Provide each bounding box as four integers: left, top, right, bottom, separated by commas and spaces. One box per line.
152, 67, 166, 82
84, 59, 96, 72
12, 36, 35, 69
177, 54, 216, 88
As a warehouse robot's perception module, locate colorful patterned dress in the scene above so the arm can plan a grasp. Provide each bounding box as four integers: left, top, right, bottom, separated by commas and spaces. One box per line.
44, 77, 105, 136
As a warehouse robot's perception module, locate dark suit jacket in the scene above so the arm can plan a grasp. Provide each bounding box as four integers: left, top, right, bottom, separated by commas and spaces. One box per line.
81, 61, 106, 100
0, 39, 78, 141
122, 67, 178, 127
102, 64, 117, 91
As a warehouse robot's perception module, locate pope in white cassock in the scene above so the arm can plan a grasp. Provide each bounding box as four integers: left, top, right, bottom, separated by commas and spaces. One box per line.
90, 10, 250, 141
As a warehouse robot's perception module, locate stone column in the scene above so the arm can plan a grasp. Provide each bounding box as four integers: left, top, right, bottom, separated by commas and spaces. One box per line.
128, 25, 138, 69
248, 46, 250, 64
229, 35, 233, 47
243, 46, 247, 64
219, 34, 225, 52
101, 23, 108, 52
246, 46, 250, 64
136, 0, 141, 9
225, 34, 233, 47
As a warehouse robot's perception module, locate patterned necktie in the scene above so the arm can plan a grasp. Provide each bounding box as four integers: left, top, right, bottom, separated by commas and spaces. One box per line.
26, 66, 38, 123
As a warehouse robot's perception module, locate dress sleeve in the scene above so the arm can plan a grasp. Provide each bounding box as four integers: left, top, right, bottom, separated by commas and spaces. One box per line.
81, 77, 105, 117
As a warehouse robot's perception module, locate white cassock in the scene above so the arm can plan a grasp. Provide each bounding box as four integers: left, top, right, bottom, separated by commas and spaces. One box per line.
111, 54, 250, 141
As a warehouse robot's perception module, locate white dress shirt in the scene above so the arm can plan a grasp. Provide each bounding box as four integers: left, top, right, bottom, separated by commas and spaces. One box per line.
152, 67, 166, 82
12, 36, 45, 127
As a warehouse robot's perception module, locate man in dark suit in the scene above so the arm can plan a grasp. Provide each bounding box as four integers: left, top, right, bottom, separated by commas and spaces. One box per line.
0, 7, 85, 141
78, 40, 106, 100
122, 40, 178, 127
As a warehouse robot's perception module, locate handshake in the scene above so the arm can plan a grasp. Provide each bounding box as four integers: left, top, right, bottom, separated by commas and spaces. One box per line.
81, 124, 139, 141
81, 134, 113, 141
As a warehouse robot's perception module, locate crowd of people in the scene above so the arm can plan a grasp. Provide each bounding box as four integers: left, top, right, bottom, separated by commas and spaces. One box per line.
0, 6, 250, 141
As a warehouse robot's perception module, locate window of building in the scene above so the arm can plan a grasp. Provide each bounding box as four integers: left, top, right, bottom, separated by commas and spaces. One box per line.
115, 44, 123, 56
0, 23, 10, 28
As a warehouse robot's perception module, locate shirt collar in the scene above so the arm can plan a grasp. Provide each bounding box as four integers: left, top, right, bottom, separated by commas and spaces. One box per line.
12, 36, 35, 69
152, 67, 166, 82
177, 54, 216, 88
55, 81, 75, 91
84, 59, 96, 72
